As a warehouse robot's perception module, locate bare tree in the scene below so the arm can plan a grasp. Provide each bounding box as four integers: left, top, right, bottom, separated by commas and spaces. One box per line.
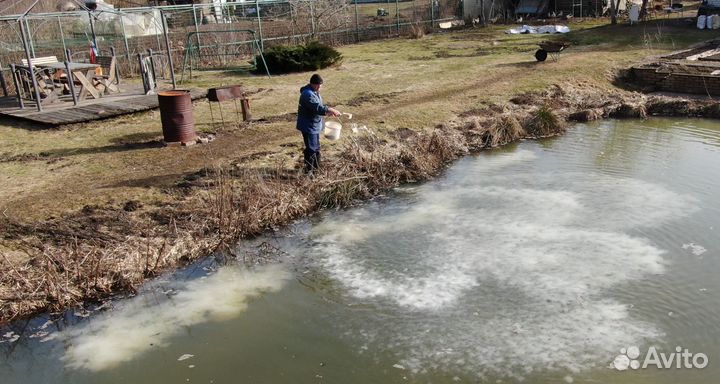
287, 0, 350, 41
311, 0, 351, 37
287, 0, 310, 43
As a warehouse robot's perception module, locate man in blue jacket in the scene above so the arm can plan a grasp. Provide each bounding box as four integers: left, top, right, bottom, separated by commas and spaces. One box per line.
297, 74, 341, 174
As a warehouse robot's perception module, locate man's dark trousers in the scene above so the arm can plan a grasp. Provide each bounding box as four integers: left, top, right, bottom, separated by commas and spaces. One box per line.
302, 132, 321, 172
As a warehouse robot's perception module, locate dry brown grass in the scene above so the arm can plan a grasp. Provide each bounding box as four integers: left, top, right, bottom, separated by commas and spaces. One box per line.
568, 108, 604, 122
0, 230, 210, 322
408, 23, 426, 39
610, 102, 648, 119
645, 99, 691, 116
484, 115, 527, 147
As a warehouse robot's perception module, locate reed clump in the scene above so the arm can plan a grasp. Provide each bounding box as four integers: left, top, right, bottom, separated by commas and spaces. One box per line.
0, 230, 208, 324
484, 115, 526, 147
525, 106, 567, 137
408, 23, 426, 39
316, 177, 368, 209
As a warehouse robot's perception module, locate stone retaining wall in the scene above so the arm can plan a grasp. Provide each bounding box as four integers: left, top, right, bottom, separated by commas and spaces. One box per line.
632, 66, 720, 95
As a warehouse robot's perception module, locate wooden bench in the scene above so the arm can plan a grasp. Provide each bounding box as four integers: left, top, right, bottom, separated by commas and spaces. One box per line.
14, 56, 67, 109
10, 63, 61, 109
20, 56, 59, 67
19, 55, 62, 86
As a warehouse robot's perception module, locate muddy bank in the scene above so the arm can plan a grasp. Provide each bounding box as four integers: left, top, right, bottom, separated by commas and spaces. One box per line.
1, 83, 719, 325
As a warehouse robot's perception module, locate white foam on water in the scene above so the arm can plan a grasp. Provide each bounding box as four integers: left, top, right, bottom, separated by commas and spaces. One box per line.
312, 183, 581, 246
311, 169, 695, 379
312, 196, 460, 244
471, 149, 538, 172
319, 241, 477, 310
390, 301, 660, 379
682, 243, 707, 256
61, 265, 289, 371
455, 173, 698, 231
565, 176, 699, 231
470, 222, 666, 299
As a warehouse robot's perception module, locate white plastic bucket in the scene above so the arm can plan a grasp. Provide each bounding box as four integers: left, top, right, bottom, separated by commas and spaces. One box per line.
698, 15, 706, 29
324, 121, 342, 140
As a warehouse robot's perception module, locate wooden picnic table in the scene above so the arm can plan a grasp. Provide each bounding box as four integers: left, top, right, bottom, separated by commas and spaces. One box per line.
37, 62, 101, 101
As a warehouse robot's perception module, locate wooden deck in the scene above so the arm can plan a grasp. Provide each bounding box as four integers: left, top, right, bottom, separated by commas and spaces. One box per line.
0, 85, 207, 126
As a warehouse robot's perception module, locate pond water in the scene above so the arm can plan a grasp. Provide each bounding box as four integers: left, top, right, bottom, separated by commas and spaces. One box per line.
2, 118, 719, 383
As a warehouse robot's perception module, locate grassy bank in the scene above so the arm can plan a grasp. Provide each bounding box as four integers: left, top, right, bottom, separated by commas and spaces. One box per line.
1, 16, 716, 324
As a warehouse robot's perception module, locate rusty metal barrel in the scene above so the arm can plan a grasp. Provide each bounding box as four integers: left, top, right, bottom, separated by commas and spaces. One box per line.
158, 90, 197, 143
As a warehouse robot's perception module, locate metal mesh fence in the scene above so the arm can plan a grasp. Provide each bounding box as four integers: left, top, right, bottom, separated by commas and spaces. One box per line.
0, 0, 462, 94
